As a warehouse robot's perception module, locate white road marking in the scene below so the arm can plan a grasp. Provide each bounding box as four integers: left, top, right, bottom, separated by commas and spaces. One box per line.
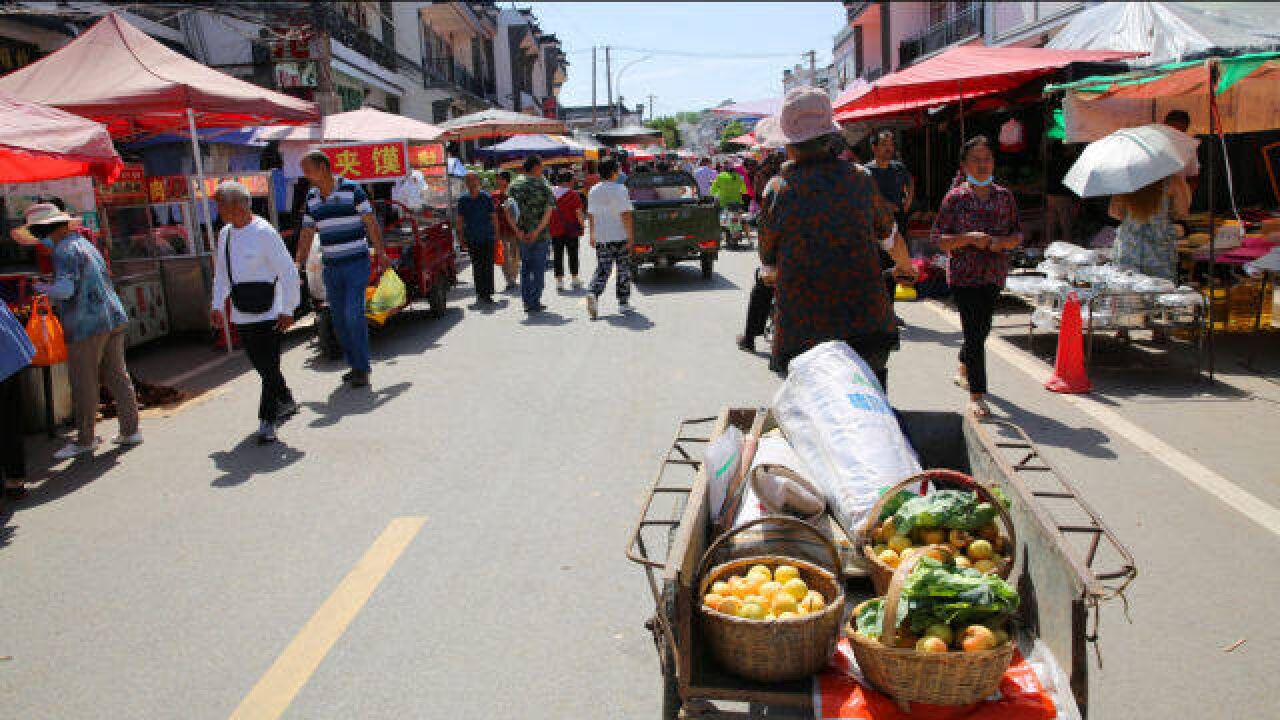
921, 300, 1280, 538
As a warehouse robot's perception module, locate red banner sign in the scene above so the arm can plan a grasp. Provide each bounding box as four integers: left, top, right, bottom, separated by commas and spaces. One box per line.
408, 143, 446, 176
317, 141, 410, 182
199, 174, 270, 199
96, 164, 147, 205
146, 176, 190, 203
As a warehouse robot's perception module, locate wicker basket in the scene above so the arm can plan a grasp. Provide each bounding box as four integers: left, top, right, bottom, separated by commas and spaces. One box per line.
848, 551, 1016, 711
697, 515, 845, 683
856, 469, 1017, 596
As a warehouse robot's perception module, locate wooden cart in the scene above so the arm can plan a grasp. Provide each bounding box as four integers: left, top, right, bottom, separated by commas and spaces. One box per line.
626, 408, 1136, 719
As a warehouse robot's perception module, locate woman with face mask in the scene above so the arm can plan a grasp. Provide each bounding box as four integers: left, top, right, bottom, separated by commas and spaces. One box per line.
931, 136, 1023, 417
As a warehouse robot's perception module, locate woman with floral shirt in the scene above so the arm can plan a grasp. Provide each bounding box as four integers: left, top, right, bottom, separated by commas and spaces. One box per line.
932, 136, 1023, 417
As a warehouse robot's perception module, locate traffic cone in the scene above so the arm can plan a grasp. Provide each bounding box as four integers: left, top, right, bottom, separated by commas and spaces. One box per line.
1045, 291, 1091, 394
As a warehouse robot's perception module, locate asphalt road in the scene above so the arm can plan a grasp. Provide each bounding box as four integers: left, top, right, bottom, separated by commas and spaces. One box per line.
1, 246, 1275, 719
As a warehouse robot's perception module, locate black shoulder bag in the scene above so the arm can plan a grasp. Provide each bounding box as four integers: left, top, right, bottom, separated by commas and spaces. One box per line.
225, 225, 277, 314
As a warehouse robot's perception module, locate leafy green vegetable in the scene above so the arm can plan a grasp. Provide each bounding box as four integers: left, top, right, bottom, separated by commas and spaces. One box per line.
891, 489, 1001, 534
852, 558, 1019, 639
877, 488, 917, 521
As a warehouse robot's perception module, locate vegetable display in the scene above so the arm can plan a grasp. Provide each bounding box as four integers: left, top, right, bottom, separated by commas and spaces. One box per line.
868, 488, 1013, 574
853, 556, 1019, 653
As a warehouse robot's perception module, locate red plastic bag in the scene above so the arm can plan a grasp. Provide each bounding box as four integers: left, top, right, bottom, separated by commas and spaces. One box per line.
494, 236, 505, 266
26, 295, 67, 366
814, 641, 1056, 720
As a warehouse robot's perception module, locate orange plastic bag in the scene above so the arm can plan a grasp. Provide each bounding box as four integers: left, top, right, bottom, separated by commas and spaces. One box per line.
493, 237, 505, 266
26, 295, 67, 366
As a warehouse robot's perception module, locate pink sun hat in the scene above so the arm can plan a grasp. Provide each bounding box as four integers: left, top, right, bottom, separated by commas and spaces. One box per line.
754, 86, 841, 147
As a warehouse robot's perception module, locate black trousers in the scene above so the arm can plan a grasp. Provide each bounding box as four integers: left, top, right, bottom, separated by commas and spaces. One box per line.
237, 321, 293, 424
953, 284, 1002, 395
468, 236, 495, 299
552, 234, 580, 278
0, 370, 25, 481
743, 268, 775, 339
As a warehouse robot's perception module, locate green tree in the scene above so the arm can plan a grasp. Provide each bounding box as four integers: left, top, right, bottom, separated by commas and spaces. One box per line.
719, 120, 747, 153
645, 116, 682, 148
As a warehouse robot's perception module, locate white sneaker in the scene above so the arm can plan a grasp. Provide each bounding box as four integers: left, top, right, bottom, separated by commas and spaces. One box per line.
54, 438, 100, 460
112, 432, 144, 446
586, 294, 598, 320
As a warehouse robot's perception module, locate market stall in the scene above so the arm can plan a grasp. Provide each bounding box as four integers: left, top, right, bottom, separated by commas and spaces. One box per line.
0, 12, 318, 350
1046, 51, 1280, 376
0, 90, 121, 433
475, 133, 584, 169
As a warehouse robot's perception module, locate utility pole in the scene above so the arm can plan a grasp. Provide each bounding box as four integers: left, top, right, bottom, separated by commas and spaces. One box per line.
804, 49, 817, 87
591, 46, 598, 128
647, 94, 655, 122
605, 46, 614, 128
311, 3, 341, 115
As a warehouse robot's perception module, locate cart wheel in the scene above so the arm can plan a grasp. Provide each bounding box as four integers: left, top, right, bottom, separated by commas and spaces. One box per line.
700, 256, 715, 280
427, 281, 447, 319
315, 309, 342, 360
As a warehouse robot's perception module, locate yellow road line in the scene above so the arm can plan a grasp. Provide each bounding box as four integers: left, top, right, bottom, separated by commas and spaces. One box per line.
228, 517, 427, 720
921, 300, 1280, 538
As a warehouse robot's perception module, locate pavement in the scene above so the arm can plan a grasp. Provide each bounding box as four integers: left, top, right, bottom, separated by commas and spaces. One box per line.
1, 245, 1277, 719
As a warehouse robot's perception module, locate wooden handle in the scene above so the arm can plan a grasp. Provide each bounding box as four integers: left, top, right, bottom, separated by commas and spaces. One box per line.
696, 514, 842, 587
855, 469, 1017, 563
878, 546, 935, 649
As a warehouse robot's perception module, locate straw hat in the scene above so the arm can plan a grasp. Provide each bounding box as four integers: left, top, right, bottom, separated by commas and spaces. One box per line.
23, 203, 72, 228
755, 86, 840, 147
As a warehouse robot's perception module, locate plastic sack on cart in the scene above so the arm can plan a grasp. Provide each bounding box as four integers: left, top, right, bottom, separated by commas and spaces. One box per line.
1035, 260, 1067, 280
704, 425, 745, 522
365, 268, 406, 323
1064, 248, 1098, 266
772, 342, 921, 553
305, 236, 325, 302
1132, 275, 1176, 292
1031, 307, 1059, 330
1004, 275, 1046, 296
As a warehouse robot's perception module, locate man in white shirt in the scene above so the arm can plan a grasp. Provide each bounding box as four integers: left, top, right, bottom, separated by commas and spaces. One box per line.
210, 181, 300, 444
584, 159, 635, 319
692, 157, 717, 198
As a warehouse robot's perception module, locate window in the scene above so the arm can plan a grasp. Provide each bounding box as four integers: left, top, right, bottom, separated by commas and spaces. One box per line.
386, 96, 400, 115
854, 25, 863, 78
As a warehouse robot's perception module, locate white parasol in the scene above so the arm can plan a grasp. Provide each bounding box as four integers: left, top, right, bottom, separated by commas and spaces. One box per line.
1063, 124, 1198, 197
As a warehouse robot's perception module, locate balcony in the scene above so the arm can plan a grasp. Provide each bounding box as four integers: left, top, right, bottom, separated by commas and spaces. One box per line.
425, 57, 496, 101
899, 4, 983, 67
322, 8, 397, 71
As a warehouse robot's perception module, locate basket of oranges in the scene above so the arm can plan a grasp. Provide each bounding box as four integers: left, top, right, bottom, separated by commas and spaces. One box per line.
696, 515, 845, 683
857, 469, 1016, 596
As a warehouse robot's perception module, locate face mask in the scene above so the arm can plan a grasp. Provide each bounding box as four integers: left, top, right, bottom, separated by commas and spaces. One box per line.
966, 173, 993, 187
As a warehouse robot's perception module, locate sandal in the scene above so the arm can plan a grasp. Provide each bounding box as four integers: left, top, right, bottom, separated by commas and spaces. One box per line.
967, 398, 992, 418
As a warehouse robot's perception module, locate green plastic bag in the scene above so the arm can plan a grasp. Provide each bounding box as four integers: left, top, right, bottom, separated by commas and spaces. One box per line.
365, 268, 406, 324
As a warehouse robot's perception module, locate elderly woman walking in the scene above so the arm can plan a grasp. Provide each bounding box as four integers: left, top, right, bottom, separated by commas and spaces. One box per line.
211, 181, 300, 444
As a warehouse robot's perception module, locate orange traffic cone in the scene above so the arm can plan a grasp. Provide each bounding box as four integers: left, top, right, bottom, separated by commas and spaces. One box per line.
1045, 291, 1091, 394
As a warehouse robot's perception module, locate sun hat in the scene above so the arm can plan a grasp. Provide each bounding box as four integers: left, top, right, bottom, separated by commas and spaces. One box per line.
754, 86, 841, 148
23, 202, 72, 228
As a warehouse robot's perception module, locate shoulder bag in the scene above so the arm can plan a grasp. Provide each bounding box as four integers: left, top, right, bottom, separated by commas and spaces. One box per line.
225, 225, 277, 315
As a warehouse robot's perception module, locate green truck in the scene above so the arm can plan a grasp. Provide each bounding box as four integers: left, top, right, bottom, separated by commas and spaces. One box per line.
625, 171, 721, 279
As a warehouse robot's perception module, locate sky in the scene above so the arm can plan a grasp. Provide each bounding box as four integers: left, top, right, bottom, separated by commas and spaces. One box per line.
529, 1, 847, 117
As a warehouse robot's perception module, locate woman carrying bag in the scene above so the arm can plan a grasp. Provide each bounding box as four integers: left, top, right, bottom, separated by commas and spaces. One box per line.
26, 203, 140, 460
210, 181, 300, 445
1, 299, 35, 503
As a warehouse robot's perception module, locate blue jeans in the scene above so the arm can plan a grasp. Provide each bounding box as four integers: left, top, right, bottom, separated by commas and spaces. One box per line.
322, 255, 371, 372
519, 239, 548, 309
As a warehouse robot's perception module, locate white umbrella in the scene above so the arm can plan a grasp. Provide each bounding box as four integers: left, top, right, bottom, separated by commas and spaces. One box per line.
1063, 124, 1197, 197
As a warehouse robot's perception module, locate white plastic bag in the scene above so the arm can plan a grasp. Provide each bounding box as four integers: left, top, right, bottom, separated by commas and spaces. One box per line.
305, 235, 326, 302
771, 342, 921, 550
730, 433, 800, 528
704, 425, 744, 523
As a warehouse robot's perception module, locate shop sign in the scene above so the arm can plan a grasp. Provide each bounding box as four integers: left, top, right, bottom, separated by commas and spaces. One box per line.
197, 174, 271, 199
317, 142, 410, 182
96, 164, 147, 205
146, 176, 191, 203
274, 61, 317, 89
409, 143, 446, 176
269, 26, 313, 60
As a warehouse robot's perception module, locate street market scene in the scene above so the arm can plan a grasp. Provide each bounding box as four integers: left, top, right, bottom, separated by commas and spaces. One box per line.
1, 2, 1279, 719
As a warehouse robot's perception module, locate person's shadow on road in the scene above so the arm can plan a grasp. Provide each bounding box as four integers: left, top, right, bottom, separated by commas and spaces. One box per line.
303, 381, 412, 429
521, 311, 573, 327
985, 395, 1117, 459
604, 309, 654, 331
209, 436, 306, 488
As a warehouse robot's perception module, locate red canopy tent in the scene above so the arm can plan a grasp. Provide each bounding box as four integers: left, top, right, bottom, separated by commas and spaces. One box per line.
0, 12, 317, 137
0, 90, 121, 183
834, 46, 1142, 124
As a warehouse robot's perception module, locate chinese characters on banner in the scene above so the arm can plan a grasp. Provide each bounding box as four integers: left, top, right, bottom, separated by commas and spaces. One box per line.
317, 141, 410, 182
409, 143, 446, 177
96, 164, 147, 206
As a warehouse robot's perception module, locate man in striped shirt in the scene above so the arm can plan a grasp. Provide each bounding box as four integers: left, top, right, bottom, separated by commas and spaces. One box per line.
295, 150, 389, 388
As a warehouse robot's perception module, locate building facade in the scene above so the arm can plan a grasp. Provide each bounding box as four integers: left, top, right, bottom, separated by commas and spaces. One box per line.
561, 102, 644, 133
782, 63, 838, 97
0, 1, 569, 124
